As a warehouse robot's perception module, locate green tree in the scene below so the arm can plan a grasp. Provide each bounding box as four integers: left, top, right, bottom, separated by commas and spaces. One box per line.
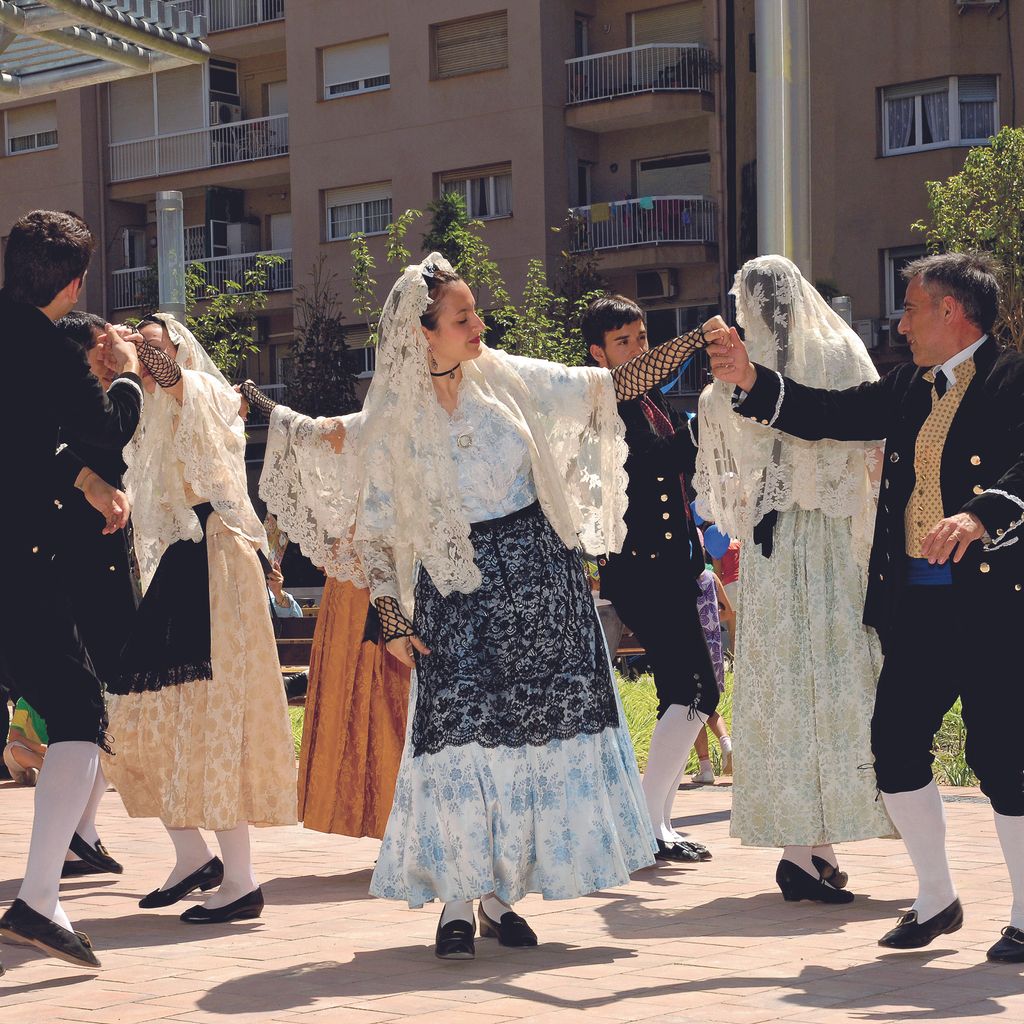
287, 256, 360, 418
913, 125, 1024, 350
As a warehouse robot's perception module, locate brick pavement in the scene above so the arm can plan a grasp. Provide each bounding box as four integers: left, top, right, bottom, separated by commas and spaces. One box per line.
0, 780, 1021, 1023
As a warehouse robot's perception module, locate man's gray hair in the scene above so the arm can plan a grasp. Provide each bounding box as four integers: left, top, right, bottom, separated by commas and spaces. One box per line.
902, 251, 1000, 335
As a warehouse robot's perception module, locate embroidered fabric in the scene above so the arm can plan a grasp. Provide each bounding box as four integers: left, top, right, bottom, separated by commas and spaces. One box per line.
239, 379, 276, 420
611, 326, 707, 402
695, 256, 881, 567
136, 341, 182, 389
123, 314, 267, 589
376, 595, 414, 642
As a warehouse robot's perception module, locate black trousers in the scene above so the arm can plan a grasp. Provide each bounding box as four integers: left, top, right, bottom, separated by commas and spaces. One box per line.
871, 584, 1024, 816
602, 556, 719, 719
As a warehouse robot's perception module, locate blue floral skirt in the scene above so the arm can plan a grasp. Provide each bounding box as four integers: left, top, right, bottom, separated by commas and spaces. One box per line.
370, 502, 655, 907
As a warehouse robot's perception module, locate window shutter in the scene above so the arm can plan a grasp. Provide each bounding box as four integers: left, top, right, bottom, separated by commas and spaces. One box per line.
884, 78, 947, 101
325, 182, 392, 208
109, 78, 155, 142
7, 101, 57, 139
434, 12, 508, 78
632, 2, 704, 45
958, 75, 996, 103
323, 37, 390, 92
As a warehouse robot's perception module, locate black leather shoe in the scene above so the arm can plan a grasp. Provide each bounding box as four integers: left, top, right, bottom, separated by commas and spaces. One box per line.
478, 905, 538, 947
139, 857, 223, 909
776, 859, 854, 904
811, 855, 848, 890
655, 839, 701, 862
69, 833, 123, 875
0, 898, 101, 969
435, 917, 475, 960
986, 926, 1024, 963
62, 859, 105, 878
878, 898, 963, 949
676, 839, 712, 862
180, 887, 264, 924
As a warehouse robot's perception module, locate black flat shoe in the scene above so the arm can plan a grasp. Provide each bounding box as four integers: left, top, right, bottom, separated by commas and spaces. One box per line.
811, 855, 848, 890
776, 859, 854, 904
878, 898, 963, 949
180, 886, 264, 924
435, 917, 475, 960
987, 925, 1024, 963
139, 856, 224, 909
62, 859, 105, 878
655, 839, 701, 862
478, 905, 538, 947
0, 898, 101, 969
69, 833, 123, 875
676, 839, 712, 861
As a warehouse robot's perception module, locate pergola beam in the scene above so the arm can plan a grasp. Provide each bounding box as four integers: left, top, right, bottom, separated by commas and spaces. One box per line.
0, 50, 189, 97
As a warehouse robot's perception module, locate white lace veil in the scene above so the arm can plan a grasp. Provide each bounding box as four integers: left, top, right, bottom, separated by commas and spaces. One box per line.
694, 255, 880, 563
124, 313, 267, 589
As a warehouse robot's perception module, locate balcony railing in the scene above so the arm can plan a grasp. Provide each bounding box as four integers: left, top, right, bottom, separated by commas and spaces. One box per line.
109, 113, 289, 183
246, 383, 287, 426
568, 196, 717, 252
662, 350, 710, 397
566, 44, 713, 106
111, 248, 293, 310
167, 0, 284, 32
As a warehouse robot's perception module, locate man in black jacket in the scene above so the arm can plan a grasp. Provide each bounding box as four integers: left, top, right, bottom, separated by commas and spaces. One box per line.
707, 252, 1024, 962
0, 211, 142, 970
585, 296, 719, 864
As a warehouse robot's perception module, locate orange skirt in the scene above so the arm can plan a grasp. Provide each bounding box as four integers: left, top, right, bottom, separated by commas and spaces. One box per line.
297, 578, 410, 839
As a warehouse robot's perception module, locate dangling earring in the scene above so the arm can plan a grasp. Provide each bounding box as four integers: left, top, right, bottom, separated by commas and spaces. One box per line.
429, 350, 438, 371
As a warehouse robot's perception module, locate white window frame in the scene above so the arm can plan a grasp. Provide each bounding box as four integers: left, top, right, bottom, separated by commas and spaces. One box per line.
325, 185, 393, 242
322, 38, 391, 100
882, 75, 998, 156
439, 167, 513, 220
4, 104, 59, 156
884, 244, 928, 316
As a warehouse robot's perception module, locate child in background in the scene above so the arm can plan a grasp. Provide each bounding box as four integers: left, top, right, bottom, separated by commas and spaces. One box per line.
3, 698, 48, 786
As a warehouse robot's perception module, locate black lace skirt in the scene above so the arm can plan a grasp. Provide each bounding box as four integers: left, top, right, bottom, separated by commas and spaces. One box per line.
114, 504, 214, 695
410, 501, 619, 757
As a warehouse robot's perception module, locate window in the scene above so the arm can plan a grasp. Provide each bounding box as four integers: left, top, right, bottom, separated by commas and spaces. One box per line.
5, 102, 58, 156
432, 11, 508, 79
635, 152, 710, 195
882, 75, 997, 155
325, 182, 392, 240
323, 37, 390, 99
440, 165, 512, 219
631, 2, 704, 45
884, 245, 927, 316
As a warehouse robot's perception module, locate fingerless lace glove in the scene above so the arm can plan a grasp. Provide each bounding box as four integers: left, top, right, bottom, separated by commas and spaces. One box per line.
375, 596, 415, 643
136, 340, 183, 389
239, 379, 277, 418
611, 325, 706, 401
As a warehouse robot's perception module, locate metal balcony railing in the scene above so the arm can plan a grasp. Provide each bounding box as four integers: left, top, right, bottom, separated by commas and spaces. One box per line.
568, 196, 717, 252
109, 113, 289, 183
566, 44, 713, 105
111, 248, 293, 310
167, 0, 285, 32
661, 349, 710, 397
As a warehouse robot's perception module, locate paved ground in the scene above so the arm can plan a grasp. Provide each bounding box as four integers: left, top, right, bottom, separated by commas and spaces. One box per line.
0, 779, 1020, 1023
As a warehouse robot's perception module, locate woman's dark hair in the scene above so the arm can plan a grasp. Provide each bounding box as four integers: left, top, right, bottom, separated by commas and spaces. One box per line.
581, 294, 645, 349
2, 210, 95, 307
902, 251, 1001, 334
419, 265, 463, 330
55, 310, 105, 351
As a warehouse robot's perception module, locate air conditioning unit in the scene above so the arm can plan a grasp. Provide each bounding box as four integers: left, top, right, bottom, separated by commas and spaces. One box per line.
635, 269, 678, 302
853, 318, 878, 350
210, 101, 242, 125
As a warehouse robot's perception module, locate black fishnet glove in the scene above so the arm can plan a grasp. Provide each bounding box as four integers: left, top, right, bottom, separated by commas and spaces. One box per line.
239, 379, 277, 418
375, 596, 415, 643
611, 326, 706, 401
136, 340, 182, 389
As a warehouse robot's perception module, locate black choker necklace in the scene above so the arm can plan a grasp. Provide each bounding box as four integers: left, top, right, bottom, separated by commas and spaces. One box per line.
430, 363, 460, 379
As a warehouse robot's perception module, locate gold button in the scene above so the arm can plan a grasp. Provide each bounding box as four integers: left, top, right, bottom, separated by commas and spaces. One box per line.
890, 452, 900, 463
54, 499, 62, 509
878, 573, 884, 581
650, 553, 657, 559
1016, 584, 1022, 591
761, 418, 770, 425
662, 512, 670, 520
660, 494, 669, 502
973, 485, 984, 495
665, 532, 673, 540
980, 562, 991, 573
884, 480, 890, 489
109, 565, 116, 572
656, 477, 665, 482
971, 455, 982, 466
31, 545, 39, 554
997, 529, 1005, 537
631, 550, 637, 556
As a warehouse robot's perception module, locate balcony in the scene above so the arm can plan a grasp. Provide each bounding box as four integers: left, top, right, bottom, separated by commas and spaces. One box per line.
112, 248, 293, 311
569, 196, 717, 253
565, 44, 714, 132
168, 0, 284, 32
109, 114, 288, 184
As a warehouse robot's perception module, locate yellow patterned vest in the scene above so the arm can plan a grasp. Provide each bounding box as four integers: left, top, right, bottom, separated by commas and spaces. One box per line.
905, 359, 977, 556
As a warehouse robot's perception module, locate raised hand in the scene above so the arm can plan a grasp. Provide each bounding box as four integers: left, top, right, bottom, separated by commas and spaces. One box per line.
707, 326, 757, 392
102, 322, 142, 377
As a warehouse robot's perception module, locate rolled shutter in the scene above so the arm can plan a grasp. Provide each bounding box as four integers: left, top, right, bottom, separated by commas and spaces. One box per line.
434, 12, 508, 79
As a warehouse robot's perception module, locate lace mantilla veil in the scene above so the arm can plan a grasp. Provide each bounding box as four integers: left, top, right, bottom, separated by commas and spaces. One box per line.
694, 255, 881, 564
124, 313, 267, 589
261, 253, 628, 615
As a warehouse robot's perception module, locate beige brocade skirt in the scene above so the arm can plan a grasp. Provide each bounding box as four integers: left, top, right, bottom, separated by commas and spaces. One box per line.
103, 513, 297, 831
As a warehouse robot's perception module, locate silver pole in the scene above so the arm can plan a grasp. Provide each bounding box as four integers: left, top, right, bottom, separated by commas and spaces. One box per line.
755, 0, 811, 277
155, 190, 186, 318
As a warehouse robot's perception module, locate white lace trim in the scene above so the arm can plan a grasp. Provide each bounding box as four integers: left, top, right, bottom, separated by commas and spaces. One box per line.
111, 375, 144, 404
980, 488, 1024, 551
686, 414, 698, 448
768, 370, 785, 427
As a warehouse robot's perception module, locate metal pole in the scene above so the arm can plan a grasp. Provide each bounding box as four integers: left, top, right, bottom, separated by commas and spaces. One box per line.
755, 0, 811, 277
155, 190, 186, 318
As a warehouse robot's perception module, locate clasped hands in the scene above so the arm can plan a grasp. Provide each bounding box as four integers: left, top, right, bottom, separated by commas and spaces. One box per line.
96, 322, 143, 381
703, 318, 758, 393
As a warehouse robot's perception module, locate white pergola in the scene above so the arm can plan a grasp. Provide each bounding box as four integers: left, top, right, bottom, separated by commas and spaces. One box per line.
0, 0, 207, 100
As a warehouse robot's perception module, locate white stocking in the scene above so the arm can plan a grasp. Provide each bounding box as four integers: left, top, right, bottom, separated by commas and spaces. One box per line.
74, 764, 109, 846
643, 704, 705, 843
782, 845, 816, 877
203, 823, 257, 908
481, 892, 512, 922
17, 741, 98, 931
882, 782, 957, 923
994, 811, 1024, 929
663, 761, 690, 842
162, 826, 214, 890
440, 900, 474, 927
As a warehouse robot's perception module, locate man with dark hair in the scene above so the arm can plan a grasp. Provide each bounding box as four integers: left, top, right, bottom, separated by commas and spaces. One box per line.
0, 211, 143, 970
707, 251, 1024, 961
584, 294, 721, 863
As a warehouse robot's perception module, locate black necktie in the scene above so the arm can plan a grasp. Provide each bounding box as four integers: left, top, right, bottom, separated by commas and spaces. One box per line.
934, 372, 947, 398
